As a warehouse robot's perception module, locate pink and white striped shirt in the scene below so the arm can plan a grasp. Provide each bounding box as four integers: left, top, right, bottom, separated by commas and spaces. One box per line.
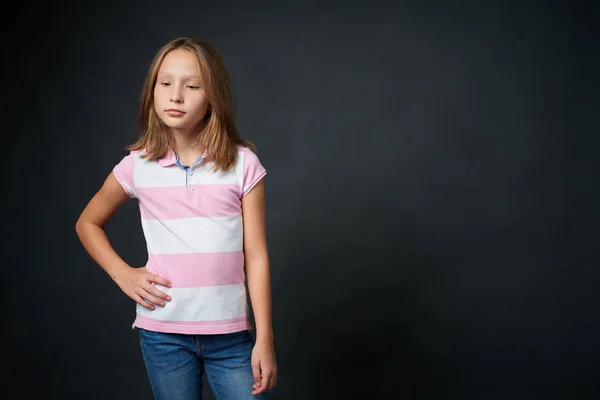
112, 144, 267, 334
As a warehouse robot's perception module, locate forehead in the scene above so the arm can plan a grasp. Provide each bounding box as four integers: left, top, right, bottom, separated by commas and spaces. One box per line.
158, 48, 201, 75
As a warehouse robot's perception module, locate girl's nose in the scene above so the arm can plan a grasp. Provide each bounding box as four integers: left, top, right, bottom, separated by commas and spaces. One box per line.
170, 89, 183, 103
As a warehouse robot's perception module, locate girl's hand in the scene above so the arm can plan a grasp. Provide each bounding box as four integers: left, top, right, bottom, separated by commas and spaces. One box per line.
251, 339, 278, 395
114, 266, 172, 310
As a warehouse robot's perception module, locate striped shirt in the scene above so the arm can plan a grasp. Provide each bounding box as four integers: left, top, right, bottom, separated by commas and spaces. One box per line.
112, 144, 267, 334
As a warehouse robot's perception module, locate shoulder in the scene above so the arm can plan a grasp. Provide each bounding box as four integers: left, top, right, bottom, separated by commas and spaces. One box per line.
132, 148, 148, 158
236, 144, 250, 155
236, 144, 262, 164
114, 148, 156, 176
117, 148, 146, 161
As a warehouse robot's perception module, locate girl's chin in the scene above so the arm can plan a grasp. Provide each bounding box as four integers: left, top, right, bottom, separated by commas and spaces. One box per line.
162, 123, 205, 135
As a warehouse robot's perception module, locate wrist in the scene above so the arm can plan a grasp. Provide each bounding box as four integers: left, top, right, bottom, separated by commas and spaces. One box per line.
109, 263, 132, 283
256, 331, 274, 344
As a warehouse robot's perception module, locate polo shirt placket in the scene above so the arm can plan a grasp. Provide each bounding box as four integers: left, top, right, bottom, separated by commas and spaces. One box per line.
174, 153, 204, 200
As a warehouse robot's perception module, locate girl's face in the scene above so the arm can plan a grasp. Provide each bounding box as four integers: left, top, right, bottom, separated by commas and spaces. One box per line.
154, 48, 209, 135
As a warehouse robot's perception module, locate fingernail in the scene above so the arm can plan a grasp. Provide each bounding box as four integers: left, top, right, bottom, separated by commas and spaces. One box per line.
167, 296, 171, 301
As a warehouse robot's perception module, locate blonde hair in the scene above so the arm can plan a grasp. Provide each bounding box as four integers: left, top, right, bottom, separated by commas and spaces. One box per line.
127, 36, 256, 172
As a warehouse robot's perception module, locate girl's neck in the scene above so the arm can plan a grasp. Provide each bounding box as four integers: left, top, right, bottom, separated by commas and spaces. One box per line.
171, 128, 206, 164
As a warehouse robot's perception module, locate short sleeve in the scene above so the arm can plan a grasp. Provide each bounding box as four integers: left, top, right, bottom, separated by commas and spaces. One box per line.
241, 146, 267, 197
112, 151, 137, 198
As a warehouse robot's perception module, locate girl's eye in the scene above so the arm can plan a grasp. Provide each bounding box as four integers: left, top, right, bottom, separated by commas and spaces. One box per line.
161, 82, 170, 86
187, 85, 199, 89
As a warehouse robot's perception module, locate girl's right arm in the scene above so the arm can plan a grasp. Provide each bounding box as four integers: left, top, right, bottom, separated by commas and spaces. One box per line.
75, 172, 172, 310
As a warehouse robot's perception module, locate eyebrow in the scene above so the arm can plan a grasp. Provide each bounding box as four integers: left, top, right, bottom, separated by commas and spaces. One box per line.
157, 73, 201, 80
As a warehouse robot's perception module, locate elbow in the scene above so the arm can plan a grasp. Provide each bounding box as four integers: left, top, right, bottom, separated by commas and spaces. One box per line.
75, 218, 83, 237
244, 241, 269, 264
75, 217, 88, 237
76, 218, 103, 237
244, 250, 269, 266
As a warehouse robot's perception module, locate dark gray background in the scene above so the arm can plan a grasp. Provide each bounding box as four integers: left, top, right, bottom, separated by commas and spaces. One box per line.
5, 0, 599, 398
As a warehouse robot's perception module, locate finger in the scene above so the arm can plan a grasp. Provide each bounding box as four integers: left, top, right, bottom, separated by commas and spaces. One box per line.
267, 366, 278, 390
144, 283, 172, 302
261, 370, 272, 392
138, 289, 167, 307
251, 361, 261, 390
270, 370, 277, 390
252, 370, 271, 394
252, 381, 261, 392
252, 387, 267, 395
133, 294, 155, 310
147, 273, 171, 288
252, 383, 267, 395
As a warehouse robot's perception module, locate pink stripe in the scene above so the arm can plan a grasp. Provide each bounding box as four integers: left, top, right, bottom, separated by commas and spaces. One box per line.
137, 184, 241, 219
133, 315, 251, 334
118, 152, 134, 183
147, 252, 245, 288
113, 153, 135, 198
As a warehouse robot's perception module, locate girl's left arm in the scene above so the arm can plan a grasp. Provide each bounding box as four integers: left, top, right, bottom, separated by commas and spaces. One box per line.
242, 178, 277, 393
242, 178, 273, 343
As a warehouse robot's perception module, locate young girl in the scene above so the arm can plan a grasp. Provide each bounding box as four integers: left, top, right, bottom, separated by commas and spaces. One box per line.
75, 36, 277, 399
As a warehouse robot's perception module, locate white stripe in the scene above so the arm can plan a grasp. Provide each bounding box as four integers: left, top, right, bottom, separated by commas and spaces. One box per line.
192, 157, 243, 186
134, 154, 187, 188
135, 284, 248, 322
133, 151, 244, 188
141, 215, 243, 254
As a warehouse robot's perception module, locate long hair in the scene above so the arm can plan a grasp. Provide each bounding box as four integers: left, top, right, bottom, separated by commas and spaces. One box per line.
126, 36, 256, 172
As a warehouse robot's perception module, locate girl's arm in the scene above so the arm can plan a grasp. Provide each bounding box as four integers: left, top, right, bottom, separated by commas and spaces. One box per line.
242, 178, 274, 343
242, 178, 278, 394
75, 172, 171, 309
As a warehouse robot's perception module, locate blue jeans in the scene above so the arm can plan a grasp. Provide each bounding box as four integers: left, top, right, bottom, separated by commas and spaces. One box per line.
139, 328, 270, 399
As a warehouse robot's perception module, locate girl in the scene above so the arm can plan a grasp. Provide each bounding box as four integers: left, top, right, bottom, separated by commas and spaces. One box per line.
75, 36, 277, 399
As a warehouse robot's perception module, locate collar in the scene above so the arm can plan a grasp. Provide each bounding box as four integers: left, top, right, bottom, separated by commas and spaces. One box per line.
158, 148, 177, 167
158, 147, 208, 167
